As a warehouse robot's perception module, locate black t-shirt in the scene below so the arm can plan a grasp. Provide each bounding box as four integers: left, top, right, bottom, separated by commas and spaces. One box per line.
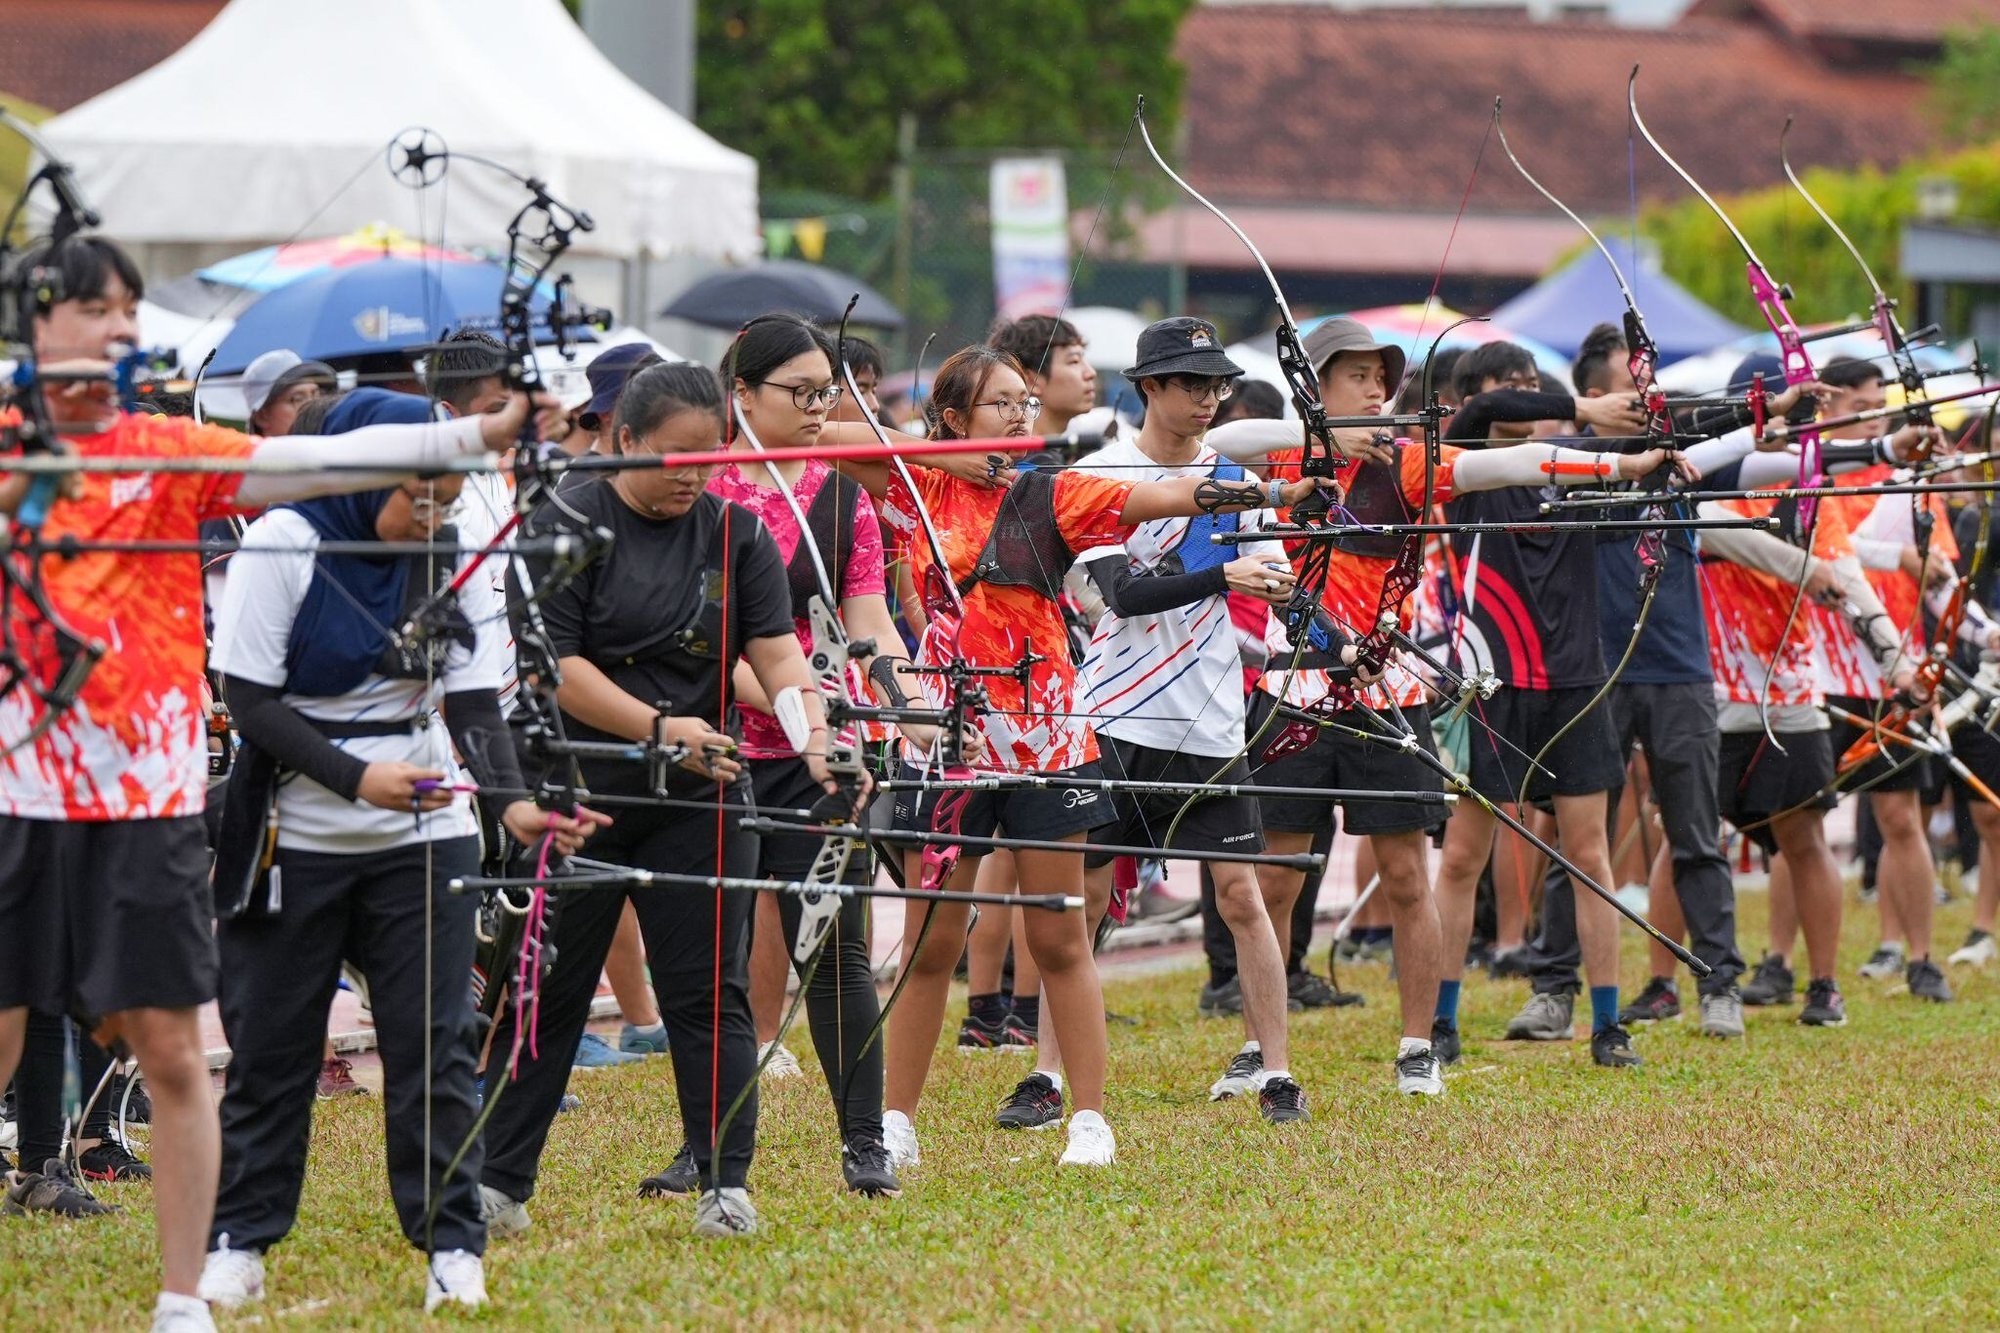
519, 477, 792, 795
1445, 392, 1607, 690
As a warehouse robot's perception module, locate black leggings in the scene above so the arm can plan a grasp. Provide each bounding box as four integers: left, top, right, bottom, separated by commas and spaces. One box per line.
9, 1012, 114, 1170
482, 791, 759, 1199
751, 757, 883, 1143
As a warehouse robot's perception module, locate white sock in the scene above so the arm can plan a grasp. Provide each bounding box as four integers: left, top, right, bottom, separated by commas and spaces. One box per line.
155, 1293, 211, 1322
1256, 1068, 1290, 1086
1398, 1036, 1433, 1059
1240, 1040, 1261, 1056
1038, 1070, 1063, 1094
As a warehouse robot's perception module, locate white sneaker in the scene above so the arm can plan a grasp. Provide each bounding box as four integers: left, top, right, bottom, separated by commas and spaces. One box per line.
424, 1249, 486, 1312
197, 1238, 264, 1309
1858, 943, 1906, 979
1208, 1046, 1263, 1100
149, 1295, 216, 1333
692, 1186, 759, 1238
1394, 1043, 1445, 1097
0, 1115, 15, 1151
882, 1109, 920, 1169
757, 1040, 803, 1080
478, 1184, 530, 1240
1948, 931, 1997, 967
1059, 1110, 1116, 1167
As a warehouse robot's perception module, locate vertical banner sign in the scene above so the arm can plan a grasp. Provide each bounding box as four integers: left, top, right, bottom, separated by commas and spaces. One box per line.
991, 157, 1070, 319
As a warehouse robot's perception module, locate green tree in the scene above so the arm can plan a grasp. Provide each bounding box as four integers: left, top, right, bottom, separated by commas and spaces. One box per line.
1926, 22, 2000, 147
695, 0, 1196, 199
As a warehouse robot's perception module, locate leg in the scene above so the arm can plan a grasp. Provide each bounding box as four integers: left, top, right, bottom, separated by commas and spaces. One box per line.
1200, 862, 1238, 989
883, 850, 975, 1116
1645, 844, 1688, 978
1872, 788, 1935, 960
1768, 853, 1797, 962
1551, 792, 1620, 1013
0, 1008, 20, 1093
1209, 862, 1289, 1071
1636, 685, 1741, 992
606, 899, 661, 1029
1434, 802, 1500, 993
1372, 830, 1439, 1041
772, 887, 881, 1140
1772, 811, 1843, 982
748, 891, 788, 1044
209, 854, 352, 1254
479, 886, 627, 1203
349, 841, 485, 1253
1012, 844, 1106, 1113
120, 1007, 221, 1299
1971, 802, 2000, 936
965, 852, 1014, 995
10, 1010, 69, 1175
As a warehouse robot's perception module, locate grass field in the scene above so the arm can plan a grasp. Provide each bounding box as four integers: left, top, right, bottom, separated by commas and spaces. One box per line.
5, 890, 1998, 1330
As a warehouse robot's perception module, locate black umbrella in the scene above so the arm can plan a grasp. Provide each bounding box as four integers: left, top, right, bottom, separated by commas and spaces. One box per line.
659, 260, 904, 330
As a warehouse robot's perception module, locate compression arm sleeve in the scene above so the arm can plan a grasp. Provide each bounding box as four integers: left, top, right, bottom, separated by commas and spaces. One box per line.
1696, 502, 1814, 582
235, 416, 490, 508
444, 687, 527, 827
1451, 443, 1624, 492
1205, 418, 1305, 465
1082, 552, 1229, 618
221, 675, 369, 802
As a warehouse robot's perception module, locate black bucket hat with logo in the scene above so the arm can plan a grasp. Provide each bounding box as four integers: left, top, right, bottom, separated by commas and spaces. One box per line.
1122, 316, 1245, 382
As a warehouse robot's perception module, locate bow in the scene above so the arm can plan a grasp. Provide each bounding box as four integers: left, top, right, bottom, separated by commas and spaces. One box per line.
0, 108, 111, 755
1630, 68, 1824, 752
1494, 96, 1676, 810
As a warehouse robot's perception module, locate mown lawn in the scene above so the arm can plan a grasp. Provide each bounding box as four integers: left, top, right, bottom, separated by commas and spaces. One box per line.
6, 892, 1998, 1330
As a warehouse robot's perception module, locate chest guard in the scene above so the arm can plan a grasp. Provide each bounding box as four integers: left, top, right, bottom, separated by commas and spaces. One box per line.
956, 468, 1076, 603
783, 471, 860, 616
1326, 441, 1416, 560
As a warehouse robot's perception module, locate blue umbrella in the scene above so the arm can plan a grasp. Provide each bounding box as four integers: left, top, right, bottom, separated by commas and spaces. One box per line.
211, 256, 567, 374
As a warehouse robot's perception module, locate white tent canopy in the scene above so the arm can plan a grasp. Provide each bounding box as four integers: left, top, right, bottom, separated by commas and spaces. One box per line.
37, 0, 757, 263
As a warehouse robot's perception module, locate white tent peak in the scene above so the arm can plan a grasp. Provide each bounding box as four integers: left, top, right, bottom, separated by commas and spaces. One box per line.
38, 0, 757, 262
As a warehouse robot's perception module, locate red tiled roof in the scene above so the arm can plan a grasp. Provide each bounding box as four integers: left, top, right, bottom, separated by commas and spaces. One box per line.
0, 1, 226, 113
1689, 0, 2000, 48
1173, 6, 1932, 215
1107, 204, 1580, 278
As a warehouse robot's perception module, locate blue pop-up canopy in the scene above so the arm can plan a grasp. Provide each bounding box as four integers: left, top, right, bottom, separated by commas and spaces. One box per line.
1489, 236, 1749, 365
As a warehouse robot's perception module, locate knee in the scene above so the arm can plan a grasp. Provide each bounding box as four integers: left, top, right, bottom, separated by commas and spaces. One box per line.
1214, 874, 1269, 928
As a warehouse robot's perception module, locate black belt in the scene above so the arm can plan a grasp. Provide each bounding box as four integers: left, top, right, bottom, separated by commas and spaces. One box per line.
304, 717, 422, 740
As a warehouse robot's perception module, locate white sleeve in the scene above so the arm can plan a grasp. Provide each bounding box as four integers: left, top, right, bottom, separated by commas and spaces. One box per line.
1205, 418, 1303, 464
208, 512, 318, 687
1733, 450, 1805, 489
1682, 426, 1757, 477
234, 416, 490, 508
1450, 443, 1623, 492
1238, 506, 1286, 562
441, 546, 510, 694
1850, 535, 1904, 571
1696, 501, 1813, 582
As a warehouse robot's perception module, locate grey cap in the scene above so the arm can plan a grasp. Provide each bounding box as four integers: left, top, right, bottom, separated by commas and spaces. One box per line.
241, 349, 336, 417
1301, 317, 1406, 390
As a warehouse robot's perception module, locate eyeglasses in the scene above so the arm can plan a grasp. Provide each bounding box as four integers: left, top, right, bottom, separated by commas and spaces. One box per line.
764, 380, 844, 411
1170, 376, 1235, 404
973, 395, 1043, 422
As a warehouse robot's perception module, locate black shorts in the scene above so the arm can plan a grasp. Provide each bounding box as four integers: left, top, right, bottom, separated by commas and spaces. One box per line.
1247, 692, 1446, 838
749, 757, 874, 885
1827, 695, 1932, 792
1717, 729, 1837, 855
1954, 722, 2000, 796
0, 815, 218, 1020
1085, 735, 1265, 867
1465, 683, 1623, 803
890, 762, 1112, 845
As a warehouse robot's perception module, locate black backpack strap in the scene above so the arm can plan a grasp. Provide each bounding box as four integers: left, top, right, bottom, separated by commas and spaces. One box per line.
956, 468, 1072, 602
786, 470, 858, 614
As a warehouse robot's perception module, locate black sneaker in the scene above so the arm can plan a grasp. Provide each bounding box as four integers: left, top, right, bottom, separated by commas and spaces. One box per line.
1618, 976, 1681, 1025
1906, 957, 1954, 1003
1589, 1024, 1642, 1068
840, 1138, 902, 1197
637, 1143, 700, 1198
2, 1158, 117, 1218
994, 1073, 1064, 1130
1257, 1076, 1309, 1124
1429, 1016, 1461, 1067
957, 1011, 1026, 1052
1288, 970, 1338, 1010
109, 1073, 150, 1126
1197, 976, 1244, 1018
998, 1012, 1038, 1048
1740, 953, 1795, 1006
1799, 977, 1848, 1027
76, 1137, 151, 1183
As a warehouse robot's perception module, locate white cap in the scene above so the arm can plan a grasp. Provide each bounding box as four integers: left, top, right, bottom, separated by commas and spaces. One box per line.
240, 349, 335, 417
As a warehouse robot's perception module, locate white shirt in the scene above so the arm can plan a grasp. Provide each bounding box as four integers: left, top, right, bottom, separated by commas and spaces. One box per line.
454, 469, 522, 716
1072, 438, 1282, 758
210, 508, 508, 853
